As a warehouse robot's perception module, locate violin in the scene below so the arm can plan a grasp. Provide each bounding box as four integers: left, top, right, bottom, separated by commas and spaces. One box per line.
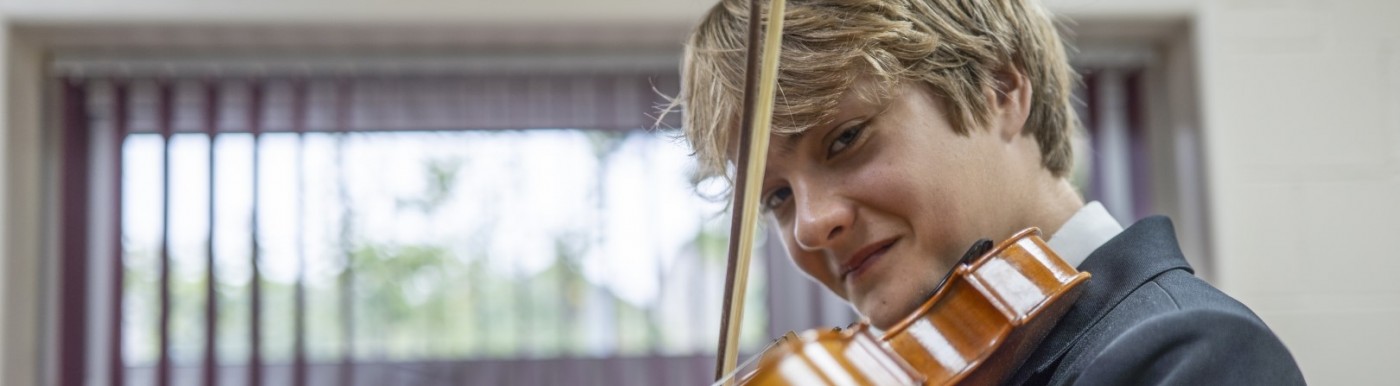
709, 0, 1092, 384
719, 228, 1091, 385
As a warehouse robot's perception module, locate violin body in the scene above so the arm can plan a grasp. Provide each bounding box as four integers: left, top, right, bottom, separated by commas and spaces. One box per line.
739, 325, 923, 385
733, 228, 1091, 386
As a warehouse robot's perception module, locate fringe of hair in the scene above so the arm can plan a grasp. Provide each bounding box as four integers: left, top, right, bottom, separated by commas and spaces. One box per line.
660, 0, 1080, 195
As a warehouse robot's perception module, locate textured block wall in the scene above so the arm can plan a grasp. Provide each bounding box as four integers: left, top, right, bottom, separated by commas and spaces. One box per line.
1198, 1, 1400, 383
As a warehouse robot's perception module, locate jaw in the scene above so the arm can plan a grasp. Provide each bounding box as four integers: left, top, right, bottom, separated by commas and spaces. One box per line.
855, 293, 929, 330
849, 277, 935, 330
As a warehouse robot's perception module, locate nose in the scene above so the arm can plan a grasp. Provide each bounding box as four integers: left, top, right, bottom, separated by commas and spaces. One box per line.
792, 185, 853, 251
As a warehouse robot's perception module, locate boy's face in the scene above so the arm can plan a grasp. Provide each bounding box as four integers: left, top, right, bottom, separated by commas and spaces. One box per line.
760, 80, 1040, 329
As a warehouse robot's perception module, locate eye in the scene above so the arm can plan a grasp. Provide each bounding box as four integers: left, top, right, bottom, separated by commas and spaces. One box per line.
827, 122, 867, 157
762, 187, 792, 211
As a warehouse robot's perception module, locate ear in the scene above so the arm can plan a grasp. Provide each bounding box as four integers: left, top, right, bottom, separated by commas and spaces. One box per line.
984, 65, 1033, 142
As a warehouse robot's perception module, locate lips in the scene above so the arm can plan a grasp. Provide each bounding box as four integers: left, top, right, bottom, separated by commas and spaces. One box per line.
840, 238, 898, 282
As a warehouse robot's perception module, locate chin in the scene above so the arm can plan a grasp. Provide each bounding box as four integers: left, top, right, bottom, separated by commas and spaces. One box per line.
867, 310, 904, 331
858, 296, 920, 331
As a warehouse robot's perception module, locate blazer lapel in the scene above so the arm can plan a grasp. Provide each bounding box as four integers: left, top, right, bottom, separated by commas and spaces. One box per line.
1010, 216, 1195, 383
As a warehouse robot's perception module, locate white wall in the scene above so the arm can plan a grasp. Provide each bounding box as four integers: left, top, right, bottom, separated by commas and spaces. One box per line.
1, 13, 49, 386
3, 0, 1398, 385
1197, 0, 1400, 383
0, 0, 713, 25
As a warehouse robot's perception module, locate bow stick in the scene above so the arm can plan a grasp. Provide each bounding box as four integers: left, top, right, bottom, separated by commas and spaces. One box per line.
714, 0, 787, 381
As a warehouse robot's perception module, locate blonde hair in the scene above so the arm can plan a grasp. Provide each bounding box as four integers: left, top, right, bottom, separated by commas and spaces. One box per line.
671, 0, 1079, 188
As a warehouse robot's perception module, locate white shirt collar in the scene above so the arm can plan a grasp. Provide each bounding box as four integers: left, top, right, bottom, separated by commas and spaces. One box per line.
1045, 201, 1124, 268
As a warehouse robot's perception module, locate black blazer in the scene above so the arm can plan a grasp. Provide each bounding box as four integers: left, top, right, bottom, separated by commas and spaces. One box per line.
1008, 216, 1305, 385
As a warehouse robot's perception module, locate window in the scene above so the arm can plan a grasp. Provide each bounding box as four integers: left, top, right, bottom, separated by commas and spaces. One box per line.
63, 75, 777, 386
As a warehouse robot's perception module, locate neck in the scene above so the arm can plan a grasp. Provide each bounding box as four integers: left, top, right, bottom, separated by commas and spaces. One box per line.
1024, 176, 1084, 239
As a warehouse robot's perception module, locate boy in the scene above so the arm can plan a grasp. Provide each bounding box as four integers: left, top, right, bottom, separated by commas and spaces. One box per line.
674, 0, 1305, 384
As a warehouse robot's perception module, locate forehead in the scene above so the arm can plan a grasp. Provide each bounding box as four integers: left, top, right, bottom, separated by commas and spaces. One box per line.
720, 78, 896, 165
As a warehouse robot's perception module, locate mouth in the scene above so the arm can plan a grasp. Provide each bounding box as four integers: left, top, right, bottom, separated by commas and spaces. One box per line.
840, 238, 898, 283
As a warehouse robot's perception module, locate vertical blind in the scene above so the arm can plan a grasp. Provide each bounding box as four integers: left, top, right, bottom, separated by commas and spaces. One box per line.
56, 72, 833, 386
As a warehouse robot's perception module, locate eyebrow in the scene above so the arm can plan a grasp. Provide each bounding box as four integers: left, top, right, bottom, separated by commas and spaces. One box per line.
772, 132, 806, 157
759, 132, 806, 179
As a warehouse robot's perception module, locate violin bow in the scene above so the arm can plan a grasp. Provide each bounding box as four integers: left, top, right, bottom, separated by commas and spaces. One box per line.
714, 0, 787, 382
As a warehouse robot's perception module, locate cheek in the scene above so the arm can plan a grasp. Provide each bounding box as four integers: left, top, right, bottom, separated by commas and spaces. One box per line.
846, 142, 973, 262
780, 233, 845, 298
